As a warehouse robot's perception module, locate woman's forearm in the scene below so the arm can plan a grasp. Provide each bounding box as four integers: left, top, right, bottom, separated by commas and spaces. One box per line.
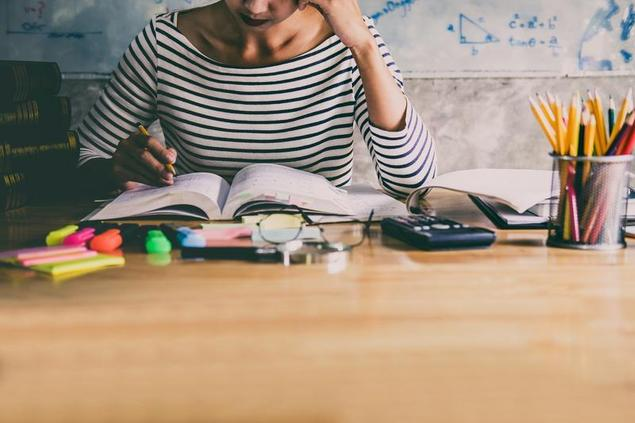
350, 36, 407, 132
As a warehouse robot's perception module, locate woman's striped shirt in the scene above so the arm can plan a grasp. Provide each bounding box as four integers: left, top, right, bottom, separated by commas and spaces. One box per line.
77, 11, 436, 198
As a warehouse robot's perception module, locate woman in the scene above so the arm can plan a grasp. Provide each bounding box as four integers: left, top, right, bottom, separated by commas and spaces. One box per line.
77, 0, 436, 198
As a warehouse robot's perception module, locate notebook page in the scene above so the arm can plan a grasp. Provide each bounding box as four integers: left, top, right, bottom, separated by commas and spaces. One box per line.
409, 169, 557, 213
84, 173, 230, 221
222, 164, 352, 218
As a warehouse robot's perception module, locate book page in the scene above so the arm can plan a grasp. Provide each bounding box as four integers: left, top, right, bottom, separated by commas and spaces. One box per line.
221, 164, 352, 218
407, 169, 558, 213
311, 185, 407, 223
84, 173, 230, 221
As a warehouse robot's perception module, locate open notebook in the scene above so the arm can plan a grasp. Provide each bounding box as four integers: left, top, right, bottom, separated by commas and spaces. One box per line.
406, 169, 555, 229
83, 164, 407, 221
407, 169, 558, 214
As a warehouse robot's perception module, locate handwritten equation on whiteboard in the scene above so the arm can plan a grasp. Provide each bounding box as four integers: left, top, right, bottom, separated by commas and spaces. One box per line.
1, 0, 209, 73
6, 0, 197, 38
446, 14, 561, 57
364, 0, 635, 76
9, 0, 103, 38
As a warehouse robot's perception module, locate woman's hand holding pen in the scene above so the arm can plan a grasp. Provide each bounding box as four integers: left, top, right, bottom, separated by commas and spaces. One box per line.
111, 127, 177, 189
298, 0, 373, 51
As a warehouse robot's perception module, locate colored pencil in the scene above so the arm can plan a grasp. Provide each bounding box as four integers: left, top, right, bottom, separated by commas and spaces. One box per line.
137, 123, 176, 176
593, 89, 609, 153
537, 93, 556, 128
616, 117, 635, 155
554, 96, 567, 154
567, 93, 581, 156
607, 112, 634, 155
609, 91, 629, 143
529, 97, 557, 151
608, 96, 616, 138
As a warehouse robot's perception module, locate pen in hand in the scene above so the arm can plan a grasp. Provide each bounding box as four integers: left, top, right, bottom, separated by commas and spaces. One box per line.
137, 123, 177, 176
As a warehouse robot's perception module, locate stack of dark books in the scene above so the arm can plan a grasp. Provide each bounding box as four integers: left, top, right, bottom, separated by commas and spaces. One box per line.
0, 61, 79, 211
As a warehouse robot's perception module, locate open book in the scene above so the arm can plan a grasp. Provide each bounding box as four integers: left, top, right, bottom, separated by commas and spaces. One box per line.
83, 164, 407, 221
406, 169, 558, 214
405, 169, 557, 228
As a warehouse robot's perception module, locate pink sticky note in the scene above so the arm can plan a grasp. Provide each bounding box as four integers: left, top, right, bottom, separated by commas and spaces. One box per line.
20, 250, 98, 267
196, 227, 253, 241
0, 245, 86, 261
17, 246, 87, 261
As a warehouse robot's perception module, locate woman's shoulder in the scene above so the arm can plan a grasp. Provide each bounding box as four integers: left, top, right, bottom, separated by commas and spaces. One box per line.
151, 4, 213, 30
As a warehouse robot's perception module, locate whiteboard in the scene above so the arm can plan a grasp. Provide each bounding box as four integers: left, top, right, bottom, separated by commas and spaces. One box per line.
1, 0, 634, 77
367, 0, 635, 77
0, 0, 212, 75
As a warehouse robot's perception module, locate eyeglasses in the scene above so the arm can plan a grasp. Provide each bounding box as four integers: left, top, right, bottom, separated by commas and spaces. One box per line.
254, 204, 375, 250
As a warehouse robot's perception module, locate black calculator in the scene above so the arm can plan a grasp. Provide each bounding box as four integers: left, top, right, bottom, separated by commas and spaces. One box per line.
381, 215, 496, 250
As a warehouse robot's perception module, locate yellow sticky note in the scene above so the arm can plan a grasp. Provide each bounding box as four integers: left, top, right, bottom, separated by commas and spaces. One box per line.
31, 254, 125, 276
242, 214, 304, 229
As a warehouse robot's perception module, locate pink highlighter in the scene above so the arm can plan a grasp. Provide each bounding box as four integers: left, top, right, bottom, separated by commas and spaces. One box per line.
63, 227, 96, 246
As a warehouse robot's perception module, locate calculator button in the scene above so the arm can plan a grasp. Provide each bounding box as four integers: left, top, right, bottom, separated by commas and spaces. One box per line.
413, 226, 423, 231
422, 226, 431, 230
453, 224, 462, 229
431, 224, 451, 230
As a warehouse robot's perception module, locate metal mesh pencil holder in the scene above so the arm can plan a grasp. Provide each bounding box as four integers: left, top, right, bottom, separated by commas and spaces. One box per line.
547, 154, 633, 250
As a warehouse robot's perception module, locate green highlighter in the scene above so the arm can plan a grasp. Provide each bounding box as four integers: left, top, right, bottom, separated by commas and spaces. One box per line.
145, 230, 172, 254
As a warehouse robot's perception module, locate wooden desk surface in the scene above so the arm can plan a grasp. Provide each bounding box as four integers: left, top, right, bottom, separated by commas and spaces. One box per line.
1, 192, 634, 422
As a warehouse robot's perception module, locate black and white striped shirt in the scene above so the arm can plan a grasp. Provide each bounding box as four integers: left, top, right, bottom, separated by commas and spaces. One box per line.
77, 11, 436, 198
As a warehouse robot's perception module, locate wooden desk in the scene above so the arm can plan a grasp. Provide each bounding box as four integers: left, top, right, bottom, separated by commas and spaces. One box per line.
1, 192, 634, 422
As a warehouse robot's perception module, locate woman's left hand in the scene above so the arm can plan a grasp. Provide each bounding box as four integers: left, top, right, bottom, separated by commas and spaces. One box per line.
299, 0, 373, 50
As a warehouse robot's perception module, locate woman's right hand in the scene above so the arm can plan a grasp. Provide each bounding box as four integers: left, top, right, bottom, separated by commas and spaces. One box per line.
111, 130, 177, 189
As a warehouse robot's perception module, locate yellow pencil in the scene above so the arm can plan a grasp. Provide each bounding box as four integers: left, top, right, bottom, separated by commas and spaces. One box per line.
554, 96, 567, 154
582, 114, 595, 183
567, 93, 581, 156
586, 93, 602, 155
537, 93, 556, 128
593, 89, 608, 153
529, 97, 558, 151
137, 124, 176, 176
585, 114, 596, 156
610, 90, 630, 144
547, 91, 558, 118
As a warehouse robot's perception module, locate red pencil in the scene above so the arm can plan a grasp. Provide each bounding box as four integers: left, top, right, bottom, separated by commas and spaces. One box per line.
616, 120, 635, 155
567, 176, 580, 242
607, 112, 635, 155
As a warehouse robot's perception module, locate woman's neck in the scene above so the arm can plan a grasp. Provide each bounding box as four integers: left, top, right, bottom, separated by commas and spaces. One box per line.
189, 2, 331, 66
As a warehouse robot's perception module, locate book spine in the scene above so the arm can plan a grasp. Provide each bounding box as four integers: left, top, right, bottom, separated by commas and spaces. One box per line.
0, 173, 29, 211
0, 131, 78, 174
0, 97, 71, 133
0, 61, 62, 103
